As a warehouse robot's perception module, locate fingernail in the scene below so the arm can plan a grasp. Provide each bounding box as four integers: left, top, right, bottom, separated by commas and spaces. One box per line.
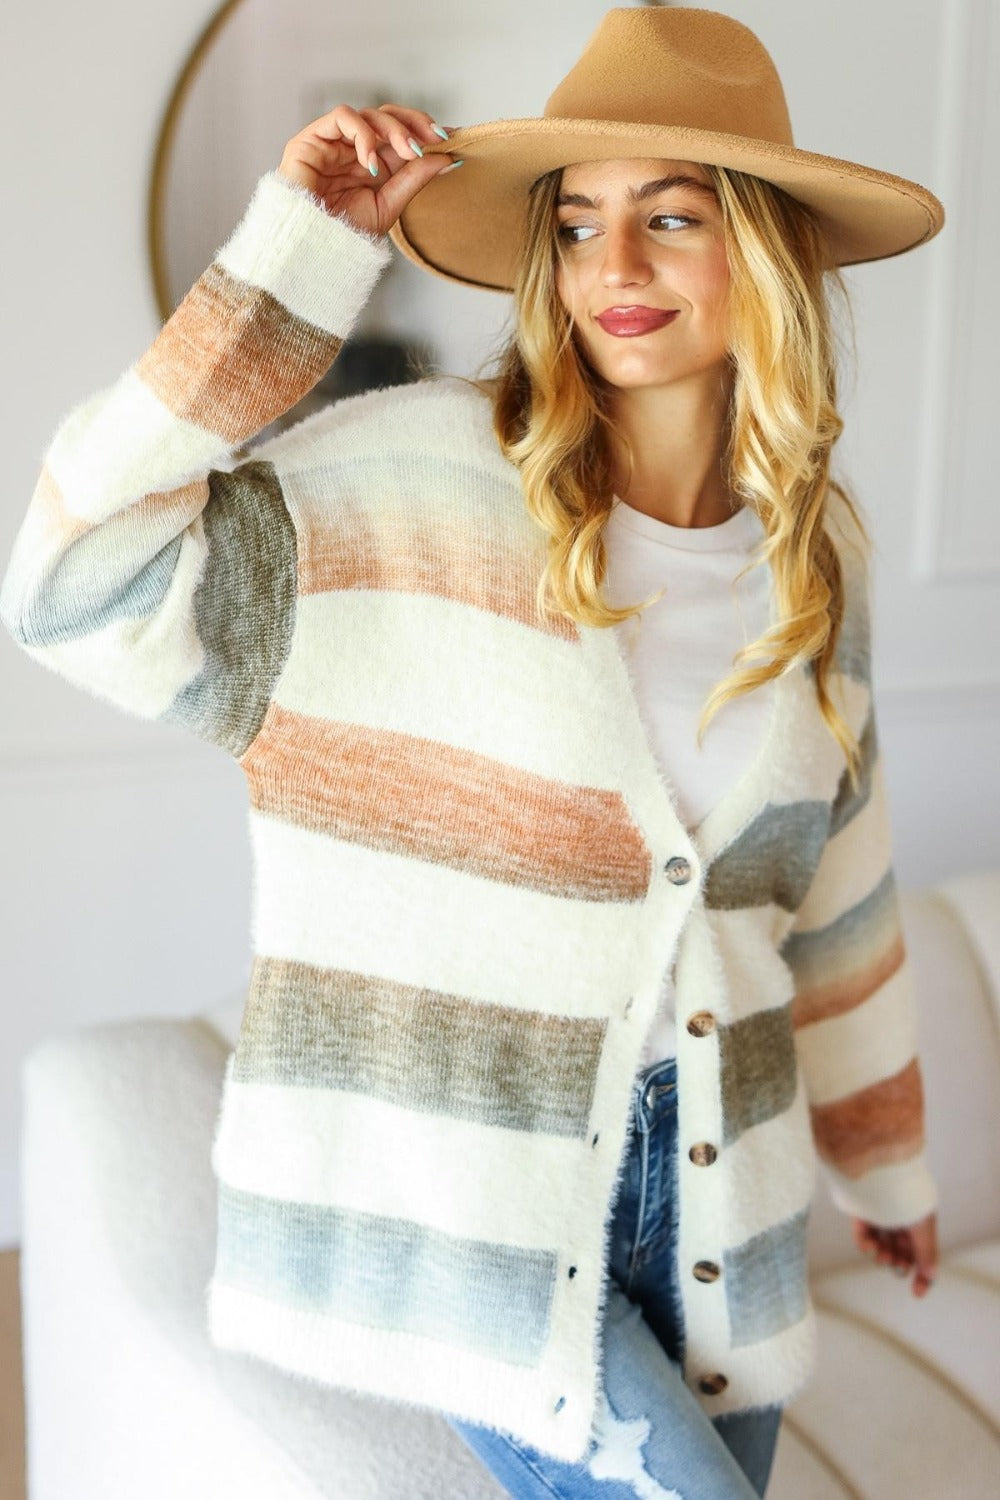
439, 159, 464, 175
431, 123, 450, 139
368, 153, 379, 177
407, 137, 424, 157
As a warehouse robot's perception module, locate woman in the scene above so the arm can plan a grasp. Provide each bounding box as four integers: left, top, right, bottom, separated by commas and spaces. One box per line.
0, 7, 942, 1498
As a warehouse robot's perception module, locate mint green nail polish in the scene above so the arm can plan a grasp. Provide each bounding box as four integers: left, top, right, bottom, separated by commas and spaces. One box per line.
368, 154, 379, 177
439, 159, 464, 175
407, 137, 424, 157
432, 124, 450, 140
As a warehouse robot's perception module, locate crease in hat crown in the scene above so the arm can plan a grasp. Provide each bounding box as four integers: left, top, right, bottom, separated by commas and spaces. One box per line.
541, 6, 794, 146
388, 5, 945, 291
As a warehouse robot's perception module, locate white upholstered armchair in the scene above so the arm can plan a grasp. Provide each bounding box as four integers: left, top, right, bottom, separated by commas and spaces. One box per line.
16, 871, 1000, 1498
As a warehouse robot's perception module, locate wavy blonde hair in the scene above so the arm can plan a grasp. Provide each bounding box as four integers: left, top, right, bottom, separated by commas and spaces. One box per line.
465, 162, 871, 793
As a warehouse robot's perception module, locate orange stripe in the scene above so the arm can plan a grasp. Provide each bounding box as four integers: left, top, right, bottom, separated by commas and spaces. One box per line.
809, 1057, 926, 1179
791, 930, 906, 1028
32, 465, 88, 551
295, 504, 579, 641
32, 466, 209, 550
240, 701, 651, 902
136, 263, 342, 444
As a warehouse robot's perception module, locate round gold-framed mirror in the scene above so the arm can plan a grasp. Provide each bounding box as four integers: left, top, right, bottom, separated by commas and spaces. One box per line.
146, 0, 468, 440
148, 0, 246, 325
145, 0, 622, 437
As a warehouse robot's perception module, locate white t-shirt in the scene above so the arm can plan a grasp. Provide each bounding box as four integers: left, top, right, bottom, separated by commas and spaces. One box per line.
602, 495, 775, 1068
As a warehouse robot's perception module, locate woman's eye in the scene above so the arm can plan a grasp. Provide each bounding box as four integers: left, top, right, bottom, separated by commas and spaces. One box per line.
557, 215, 696, 243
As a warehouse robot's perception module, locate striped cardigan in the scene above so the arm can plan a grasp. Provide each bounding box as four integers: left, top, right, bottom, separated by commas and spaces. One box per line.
0, 169, 939, 1464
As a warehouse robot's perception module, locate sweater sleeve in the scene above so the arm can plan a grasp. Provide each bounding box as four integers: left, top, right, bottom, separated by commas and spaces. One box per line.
780, 539, 939, 1230
0, 170, 392, 757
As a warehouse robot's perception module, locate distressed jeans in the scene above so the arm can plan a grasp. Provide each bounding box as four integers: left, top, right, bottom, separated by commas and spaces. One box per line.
446, 1055, 783, 1498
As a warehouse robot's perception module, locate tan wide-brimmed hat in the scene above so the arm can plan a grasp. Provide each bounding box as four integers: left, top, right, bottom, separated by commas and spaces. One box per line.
388, 5, 945, 291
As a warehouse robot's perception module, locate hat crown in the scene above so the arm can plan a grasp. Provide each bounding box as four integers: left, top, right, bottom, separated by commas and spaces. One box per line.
544, 6, 794, 148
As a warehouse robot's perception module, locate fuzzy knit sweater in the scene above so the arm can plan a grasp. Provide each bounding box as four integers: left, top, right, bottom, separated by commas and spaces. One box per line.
0, 168, 939, 1464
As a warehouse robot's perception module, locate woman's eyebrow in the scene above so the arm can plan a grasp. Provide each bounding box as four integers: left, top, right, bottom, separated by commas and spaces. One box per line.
556, 174, 717, 208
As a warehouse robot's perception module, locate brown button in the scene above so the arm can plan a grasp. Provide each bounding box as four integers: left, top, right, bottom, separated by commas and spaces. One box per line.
689, 1142, 718, 1166
693, 1260, 721, 1282
686, 1011, 716, 1037
697, 1373, 728, 1395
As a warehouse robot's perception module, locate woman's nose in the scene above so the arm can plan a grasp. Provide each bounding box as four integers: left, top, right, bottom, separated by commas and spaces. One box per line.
600, 229, 653, 286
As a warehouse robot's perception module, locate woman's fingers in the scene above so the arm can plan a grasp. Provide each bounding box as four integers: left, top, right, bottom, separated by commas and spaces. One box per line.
305, 103, 450, 172
277, 102, 458, 235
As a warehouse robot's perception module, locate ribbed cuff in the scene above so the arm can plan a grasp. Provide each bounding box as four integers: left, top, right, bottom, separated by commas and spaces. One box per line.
215, 170, 394, 336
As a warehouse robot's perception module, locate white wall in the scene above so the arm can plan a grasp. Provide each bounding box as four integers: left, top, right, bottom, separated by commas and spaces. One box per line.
0, 0, 997, 1247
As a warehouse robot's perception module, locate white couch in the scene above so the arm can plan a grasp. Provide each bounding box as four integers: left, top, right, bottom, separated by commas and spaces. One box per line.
17, 872, 1000, 1499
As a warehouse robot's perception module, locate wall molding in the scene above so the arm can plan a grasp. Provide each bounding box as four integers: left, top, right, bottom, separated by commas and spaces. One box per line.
914, 0, 999, 581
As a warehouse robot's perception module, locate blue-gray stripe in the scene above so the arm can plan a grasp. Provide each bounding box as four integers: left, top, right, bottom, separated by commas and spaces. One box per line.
827, 705, 877, 839
215, 1182, 557, 1367
6, 526, 183, 647
780, 865, 896, 986
724, 1207, 810, 1346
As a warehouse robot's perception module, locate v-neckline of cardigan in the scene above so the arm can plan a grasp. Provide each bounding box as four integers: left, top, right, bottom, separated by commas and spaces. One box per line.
578, 581, 806, 874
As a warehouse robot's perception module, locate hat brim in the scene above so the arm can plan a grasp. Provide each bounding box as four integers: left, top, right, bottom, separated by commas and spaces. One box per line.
389, 118, 945, 291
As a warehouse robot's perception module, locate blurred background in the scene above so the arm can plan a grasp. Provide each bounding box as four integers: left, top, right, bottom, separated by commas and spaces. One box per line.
0, 0, 998, 1491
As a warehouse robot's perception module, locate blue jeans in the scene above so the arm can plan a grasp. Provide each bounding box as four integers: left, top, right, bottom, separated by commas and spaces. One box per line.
447, 1055, 783, 1498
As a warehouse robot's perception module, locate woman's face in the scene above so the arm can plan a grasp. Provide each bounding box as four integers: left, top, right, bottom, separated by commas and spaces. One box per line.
552, 157, 731, 396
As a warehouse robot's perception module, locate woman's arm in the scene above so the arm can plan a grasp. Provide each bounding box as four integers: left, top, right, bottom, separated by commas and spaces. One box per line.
780, 543, 940, 1269
0, 106, 455, 758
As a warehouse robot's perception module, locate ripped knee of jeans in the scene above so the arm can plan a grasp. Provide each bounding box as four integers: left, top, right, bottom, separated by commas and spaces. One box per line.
586, 1389, 685, 1499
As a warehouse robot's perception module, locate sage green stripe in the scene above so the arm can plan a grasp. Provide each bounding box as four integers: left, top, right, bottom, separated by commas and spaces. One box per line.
718, 1003, 797, 1146
232, 955, 607, 1139
215, 1182, 557, 1366
163, 459, 296, 756
703, 800, 831, 912
724, 1207, 810, 1346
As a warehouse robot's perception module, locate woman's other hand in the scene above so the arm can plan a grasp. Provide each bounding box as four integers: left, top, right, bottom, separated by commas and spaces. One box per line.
850, 1212, 938, 1297
277, 103, 460, 237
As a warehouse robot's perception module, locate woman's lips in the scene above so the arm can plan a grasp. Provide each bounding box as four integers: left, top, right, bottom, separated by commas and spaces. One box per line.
595, 308, 680, 336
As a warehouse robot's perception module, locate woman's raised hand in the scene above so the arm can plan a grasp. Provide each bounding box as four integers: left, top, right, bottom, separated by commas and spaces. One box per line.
277, 104, 460, 237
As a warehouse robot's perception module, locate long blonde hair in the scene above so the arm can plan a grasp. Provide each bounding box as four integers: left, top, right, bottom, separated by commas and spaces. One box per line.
465, 161, 871, 793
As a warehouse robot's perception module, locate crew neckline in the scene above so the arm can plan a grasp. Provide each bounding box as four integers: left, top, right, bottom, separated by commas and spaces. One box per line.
608, 495, 762, 552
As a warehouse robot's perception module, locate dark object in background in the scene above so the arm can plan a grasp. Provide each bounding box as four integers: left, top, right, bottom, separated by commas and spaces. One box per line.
239, 334, 438, 453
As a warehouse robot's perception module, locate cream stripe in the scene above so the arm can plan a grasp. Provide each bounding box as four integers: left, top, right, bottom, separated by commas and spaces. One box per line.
822, 1153, 939, 1226
794, 757, 894, 933
211, 1061, 587, 1248
793, 963, 918, 1104
46, 372, 231, 524
681, 1301, 817, 1419
216, 171, 392, 333
247, 810, 647, 1019
273, 588, 624, 786
207, 1277, 594, 1465
714, 1070, 818, 1243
